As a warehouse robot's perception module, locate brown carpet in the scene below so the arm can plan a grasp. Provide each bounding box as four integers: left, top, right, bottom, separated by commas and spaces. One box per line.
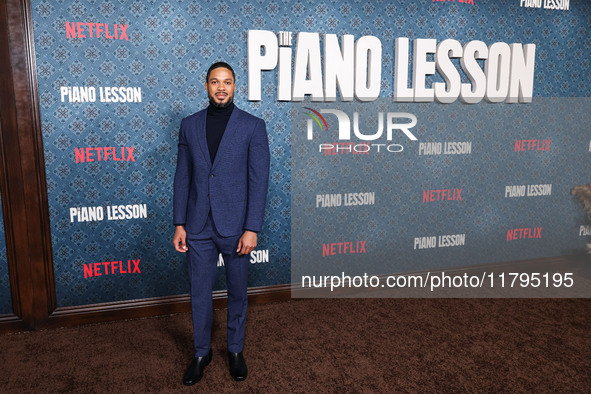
1, 298, 590, 393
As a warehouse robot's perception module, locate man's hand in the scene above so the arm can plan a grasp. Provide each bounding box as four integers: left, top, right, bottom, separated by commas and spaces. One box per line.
236, 230, 257, 255
173, 226, 188, 253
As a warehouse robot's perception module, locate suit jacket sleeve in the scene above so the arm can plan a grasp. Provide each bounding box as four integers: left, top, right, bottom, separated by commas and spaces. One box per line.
173, 118, 191, 226
243, 118, 270, 233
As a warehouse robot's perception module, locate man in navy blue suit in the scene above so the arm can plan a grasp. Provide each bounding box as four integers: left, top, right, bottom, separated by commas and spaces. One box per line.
172, 62, 270, 385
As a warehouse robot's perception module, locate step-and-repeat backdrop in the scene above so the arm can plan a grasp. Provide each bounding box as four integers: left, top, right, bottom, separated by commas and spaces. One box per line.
29, 0, 590, 306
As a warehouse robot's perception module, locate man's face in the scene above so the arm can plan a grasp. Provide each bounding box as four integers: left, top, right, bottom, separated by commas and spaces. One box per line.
205, 67, 235, 108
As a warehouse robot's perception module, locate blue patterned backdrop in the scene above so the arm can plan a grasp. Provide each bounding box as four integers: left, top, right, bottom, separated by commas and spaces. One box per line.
291, 98, 591, 288
0, 193, 11, 315
30, 0, 590, 307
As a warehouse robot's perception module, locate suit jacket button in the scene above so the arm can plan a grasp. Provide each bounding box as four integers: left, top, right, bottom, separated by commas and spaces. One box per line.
210, 174, 214, 177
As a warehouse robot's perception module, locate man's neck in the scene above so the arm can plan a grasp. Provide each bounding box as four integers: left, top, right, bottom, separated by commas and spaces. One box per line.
207, 102, 234, 115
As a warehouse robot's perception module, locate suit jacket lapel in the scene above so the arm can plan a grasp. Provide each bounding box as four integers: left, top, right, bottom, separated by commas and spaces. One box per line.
196, 110, 212, 168
211, 107, 241, 171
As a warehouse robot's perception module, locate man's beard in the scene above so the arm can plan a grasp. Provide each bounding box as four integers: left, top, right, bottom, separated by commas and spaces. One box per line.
209, 95, 233, 109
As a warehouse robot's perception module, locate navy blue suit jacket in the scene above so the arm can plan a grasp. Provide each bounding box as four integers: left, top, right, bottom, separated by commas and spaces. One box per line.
173, 106, 270, 237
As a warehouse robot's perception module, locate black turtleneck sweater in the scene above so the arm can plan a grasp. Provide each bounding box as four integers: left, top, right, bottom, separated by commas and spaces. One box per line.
206, 102, 234, 163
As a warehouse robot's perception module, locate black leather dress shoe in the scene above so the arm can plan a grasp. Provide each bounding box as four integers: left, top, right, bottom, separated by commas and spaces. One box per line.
182, 349, 212, 386
228, 351, 248, 381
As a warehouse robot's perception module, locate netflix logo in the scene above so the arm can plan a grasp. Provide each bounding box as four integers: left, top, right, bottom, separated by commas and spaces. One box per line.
423, 188, 463, 202
322, 241, 367, 257
506, 227, 542, 241
433, 0, 474, 4
83, 259, 141, 278
66, 22, 129, 40
514, 139, 550, 152
75, 147, 135, 163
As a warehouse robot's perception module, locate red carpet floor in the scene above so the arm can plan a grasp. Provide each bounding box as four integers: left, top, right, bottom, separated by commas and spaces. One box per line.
1, 298, 590, 392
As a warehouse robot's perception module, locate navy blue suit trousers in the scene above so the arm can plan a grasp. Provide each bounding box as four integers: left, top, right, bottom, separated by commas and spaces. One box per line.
187, 212, 249, 356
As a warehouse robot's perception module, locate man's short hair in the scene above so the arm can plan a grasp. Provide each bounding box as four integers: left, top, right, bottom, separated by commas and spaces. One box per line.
206, 62, 235, 82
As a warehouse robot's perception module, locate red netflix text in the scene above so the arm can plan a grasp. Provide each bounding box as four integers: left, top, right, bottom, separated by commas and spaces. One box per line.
84, 259, 141, 278
66, 22, 129, 40
75, 147, 135, 163
423, 188, 463, 202
322, 142, 370, 156
433, 0, 474, 4
514, 139, 551, 152
322, 241, 367, 256
506, 227, 542, 241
